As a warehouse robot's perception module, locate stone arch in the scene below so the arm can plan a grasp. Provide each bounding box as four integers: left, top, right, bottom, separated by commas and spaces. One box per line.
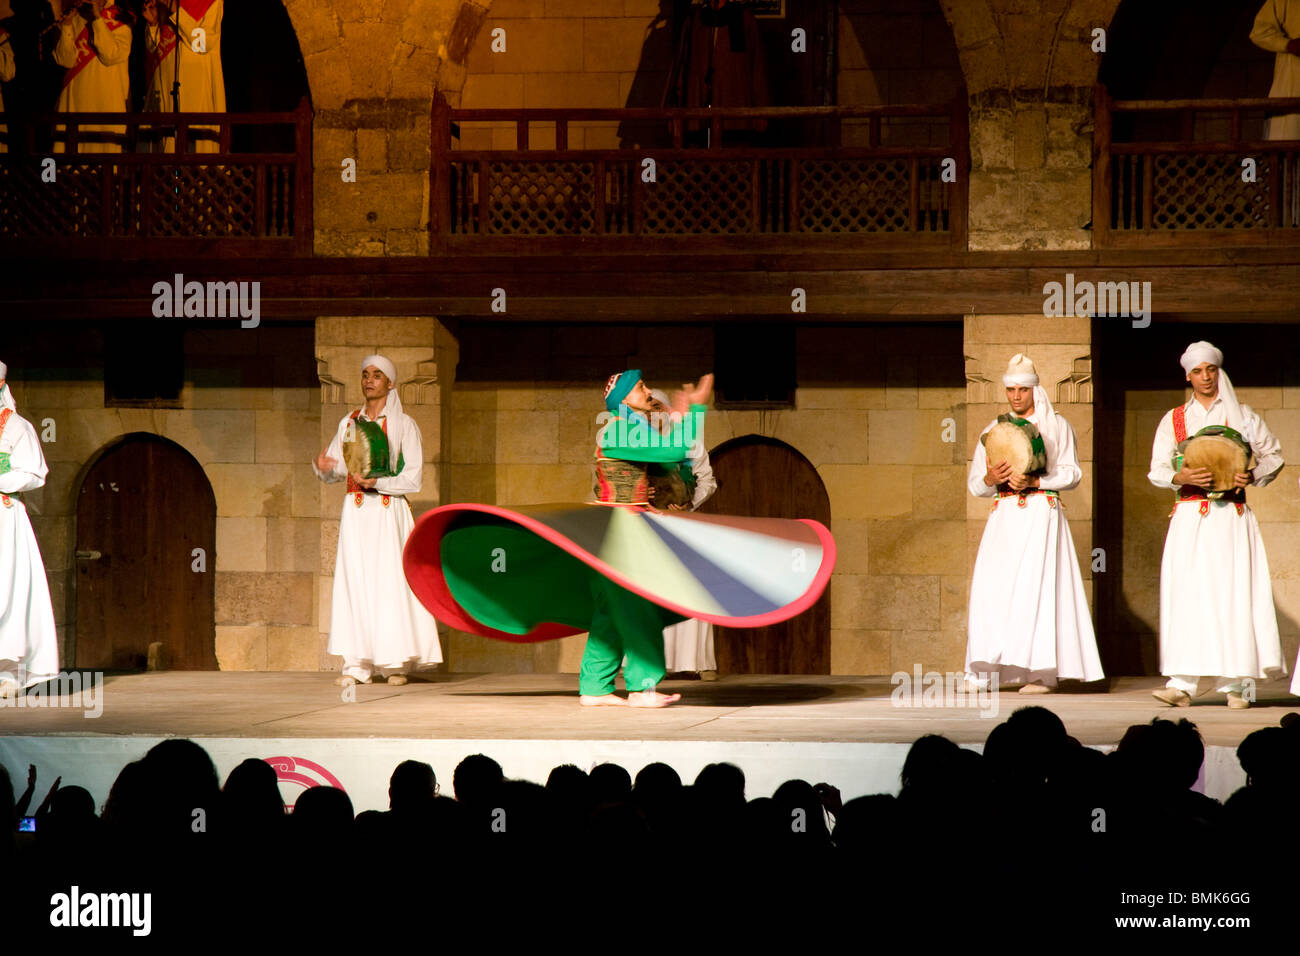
282, 0, 493, 109
937, 0, 1124, 97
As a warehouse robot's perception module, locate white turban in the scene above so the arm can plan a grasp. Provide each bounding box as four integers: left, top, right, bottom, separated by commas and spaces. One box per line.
361, 354, 405, 470
1179, 341, 1223, 375
1001, 353, 1039, 388
1178, 340, 1247, 437
1001, 353, 1061, 435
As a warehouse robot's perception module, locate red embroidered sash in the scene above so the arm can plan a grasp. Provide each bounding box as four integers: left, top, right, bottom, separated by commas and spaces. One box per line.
1172, 404, 1187, 443
147, 24, 178, 87
179, 0, 217, 19
61, 7, 128, 90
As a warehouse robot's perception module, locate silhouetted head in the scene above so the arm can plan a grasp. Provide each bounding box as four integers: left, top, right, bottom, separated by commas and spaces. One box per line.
390, 760, 438, 812
292, 786, 354, 839
453, 754, 504, 808
832, 794, 898, 853
900, 734, 964, 793
223, 758, 285, 828
771, 779, 830, 845
142, 739, 221, 838
633, 762, 682, 800
1236, 726, 1300, 789
590, 763, 633, 804
984, 706, 1070, 786
693, 762, 745, 808
1115, 718, 1205, 791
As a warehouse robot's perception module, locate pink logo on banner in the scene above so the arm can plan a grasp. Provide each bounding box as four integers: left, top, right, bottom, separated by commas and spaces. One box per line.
264, 756, 346, 811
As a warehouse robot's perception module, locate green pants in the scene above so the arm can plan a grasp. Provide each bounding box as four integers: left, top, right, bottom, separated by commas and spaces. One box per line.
579, 571, 678, 696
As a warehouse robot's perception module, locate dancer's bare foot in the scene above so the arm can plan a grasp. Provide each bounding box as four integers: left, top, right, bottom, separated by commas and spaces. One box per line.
627, 690, 681, 708
580, 693, 627, 707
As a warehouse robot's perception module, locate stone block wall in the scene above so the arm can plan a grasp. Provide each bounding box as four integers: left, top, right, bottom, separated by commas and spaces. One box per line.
13, 323, 320, 671
457, 0, 671, 150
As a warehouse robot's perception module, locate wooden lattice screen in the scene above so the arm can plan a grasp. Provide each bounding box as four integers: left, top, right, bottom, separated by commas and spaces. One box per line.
0, 99, 312, 257
432, 99, 968, 249
1094, 85, 1300, 246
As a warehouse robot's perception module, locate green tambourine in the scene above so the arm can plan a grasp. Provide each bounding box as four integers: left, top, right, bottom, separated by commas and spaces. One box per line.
1173, 425, 1251, 499
342, 417, 404, 479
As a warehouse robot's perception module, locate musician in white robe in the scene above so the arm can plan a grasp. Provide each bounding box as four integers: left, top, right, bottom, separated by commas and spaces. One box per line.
0, 363, 60, 697
965, 354, 1104, 693
141, 0, 225, 152
1149, 342, 1285, 709
1252, 0, 1300, 140
50, 0, 132, 154
0, 26, 15, 154
649, 389, 719, 679
313, 355, 442, 686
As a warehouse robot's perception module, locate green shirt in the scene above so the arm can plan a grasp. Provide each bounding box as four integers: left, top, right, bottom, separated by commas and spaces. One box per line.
598, 403, 706, 464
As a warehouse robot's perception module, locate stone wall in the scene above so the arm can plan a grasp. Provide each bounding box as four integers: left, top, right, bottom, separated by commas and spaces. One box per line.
457, 0, 670, 150
838, 0, 964, 147
12, 323, 320, 671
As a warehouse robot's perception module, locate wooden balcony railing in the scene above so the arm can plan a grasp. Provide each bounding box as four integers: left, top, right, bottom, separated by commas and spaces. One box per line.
430, 95, 968, 253
1093, 84, 1300, 247
0, 98, 313, 257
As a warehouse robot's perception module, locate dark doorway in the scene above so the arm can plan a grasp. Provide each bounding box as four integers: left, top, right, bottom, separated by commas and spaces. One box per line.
698, 434, 831, 673
75, 432, 217, 670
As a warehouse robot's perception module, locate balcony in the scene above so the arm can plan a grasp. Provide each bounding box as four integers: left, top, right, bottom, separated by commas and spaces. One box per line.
430, 96, 969, 255
0, 100, 312, 257
1093, 85, 1300, 247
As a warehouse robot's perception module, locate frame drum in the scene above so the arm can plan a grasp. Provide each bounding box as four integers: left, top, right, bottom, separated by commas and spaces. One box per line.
982, 416, 1047, 475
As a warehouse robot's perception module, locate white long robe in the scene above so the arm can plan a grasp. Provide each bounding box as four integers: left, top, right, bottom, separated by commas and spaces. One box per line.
1251, 0, 1300, 140
663, 440, 719, 673
1148, 396, 1286, 687
0, 29, 15, 154
0, 407, 60, 688
53, 8, 132, 154
314, 407, 442, 679
965, 408, 1104, 687
145, 0, 226, 152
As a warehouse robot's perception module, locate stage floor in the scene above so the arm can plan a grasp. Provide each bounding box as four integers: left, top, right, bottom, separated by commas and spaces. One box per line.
0, 671, 1295, 745
1, 672, 1295, 811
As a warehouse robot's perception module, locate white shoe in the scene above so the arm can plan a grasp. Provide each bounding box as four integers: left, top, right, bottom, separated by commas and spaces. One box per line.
386, 674, 408, 686
334, 674, 371, 687
0, 678, 20, 699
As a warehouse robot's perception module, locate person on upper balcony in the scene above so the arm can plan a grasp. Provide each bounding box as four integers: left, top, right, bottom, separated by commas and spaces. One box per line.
139, 0, 224, 152
49, 0, 133, 153
1251, 0, 1300, 140
670, 0, 770, 147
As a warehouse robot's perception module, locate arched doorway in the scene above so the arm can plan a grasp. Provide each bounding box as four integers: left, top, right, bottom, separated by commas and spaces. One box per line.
697, 435, 831, 674
75, 433, 217, 670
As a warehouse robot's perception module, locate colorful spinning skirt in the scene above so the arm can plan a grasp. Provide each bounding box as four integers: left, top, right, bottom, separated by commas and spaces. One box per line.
402, 503, 836, 642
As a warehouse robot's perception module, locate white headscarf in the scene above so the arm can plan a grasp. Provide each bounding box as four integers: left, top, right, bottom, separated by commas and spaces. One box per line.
0, 359, 14, 412
1179, 340, 1247, 437
1001, 353, 1061, 436
361, 354, 405, 469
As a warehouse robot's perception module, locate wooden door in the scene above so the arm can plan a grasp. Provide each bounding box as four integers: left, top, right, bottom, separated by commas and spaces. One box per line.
697, 435, 831, 674
75, 433, 217, 670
